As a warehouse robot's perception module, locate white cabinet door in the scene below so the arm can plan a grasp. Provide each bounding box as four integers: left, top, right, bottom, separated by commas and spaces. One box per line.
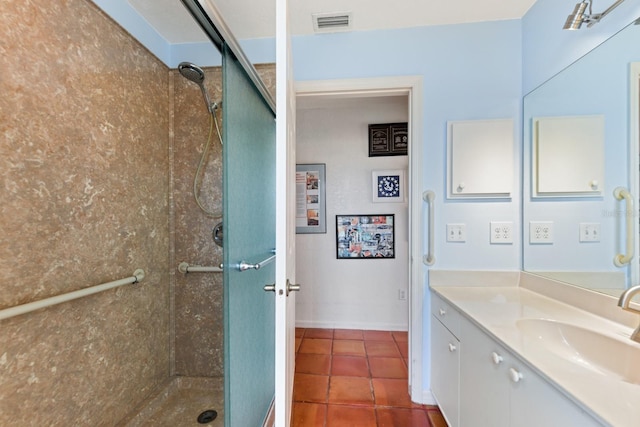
431, 317, 460, 427
509, 362, 602, 427
459, 317, 509, 427
460, 317, 603, 427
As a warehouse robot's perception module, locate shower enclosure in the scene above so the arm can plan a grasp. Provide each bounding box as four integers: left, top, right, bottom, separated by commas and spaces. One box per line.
179, 1, 279, 426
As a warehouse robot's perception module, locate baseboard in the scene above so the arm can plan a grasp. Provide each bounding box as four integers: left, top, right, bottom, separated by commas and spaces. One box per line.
422, 389, 437, 406
295, 320, 408, 331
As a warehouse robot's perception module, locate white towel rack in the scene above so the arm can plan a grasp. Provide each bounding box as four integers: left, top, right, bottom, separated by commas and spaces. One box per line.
0, 269, 145, 321
178, 262, 223, 273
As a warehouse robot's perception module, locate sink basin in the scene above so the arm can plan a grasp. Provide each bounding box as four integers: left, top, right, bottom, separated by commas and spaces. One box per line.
516, 318, 640, 385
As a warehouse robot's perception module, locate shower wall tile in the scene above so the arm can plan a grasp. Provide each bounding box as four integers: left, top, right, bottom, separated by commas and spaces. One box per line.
172, 64, 276, 377
0, 0, 170, 425
172, 67, 225, 377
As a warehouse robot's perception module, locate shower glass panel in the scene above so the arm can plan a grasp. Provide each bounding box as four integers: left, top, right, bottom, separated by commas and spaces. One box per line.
222, 44, 276, 427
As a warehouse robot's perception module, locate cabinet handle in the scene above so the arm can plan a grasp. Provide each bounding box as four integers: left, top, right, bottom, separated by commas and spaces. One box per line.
491, 352, 503, 365
509, 368, 523, 383
439, 308, 446, 316
448, 343, 457, 352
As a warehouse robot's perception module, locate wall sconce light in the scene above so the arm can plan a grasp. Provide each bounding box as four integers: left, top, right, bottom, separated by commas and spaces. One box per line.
563, 0, 626, 30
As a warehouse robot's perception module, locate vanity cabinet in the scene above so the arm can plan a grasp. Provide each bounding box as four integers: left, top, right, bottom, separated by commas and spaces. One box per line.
431, 291, 603, 427
459, 316, 509, 427
431, 293, 461, 427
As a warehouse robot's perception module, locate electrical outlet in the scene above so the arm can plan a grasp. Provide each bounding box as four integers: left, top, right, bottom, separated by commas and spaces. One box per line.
398, 289, 407, 300
579, 223, 601, 242
446, 223, 466, 242
490, 221, 513, 244
530, 221, 554, 244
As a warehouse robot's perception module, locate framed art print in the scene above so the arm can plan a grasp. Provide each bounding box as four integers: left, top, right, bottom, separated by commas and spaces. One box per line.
372, 170, 405, 203
336, 214, 395, 259
296, 164, 327, 234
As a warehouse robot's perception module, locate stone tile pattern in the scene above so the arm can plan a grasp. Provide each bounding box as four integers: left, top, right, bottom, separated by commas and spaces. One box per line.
0, 0, 171, 424
118, 377, 223, 427
0, 0, 278, 424
172, 63, 275, 377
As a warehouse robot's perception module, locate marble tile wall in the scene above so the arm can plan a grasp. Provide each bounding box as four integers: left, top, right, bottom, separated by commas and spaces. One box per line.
0, 0, 170, 424
0, 0, 279, 423
171, 63, 276, 377
172, 66, 225, 377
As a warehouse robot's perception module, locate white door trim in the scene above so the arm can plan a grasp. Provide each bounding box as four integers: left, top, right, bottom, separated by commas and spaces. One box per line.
295, 76, 425, 402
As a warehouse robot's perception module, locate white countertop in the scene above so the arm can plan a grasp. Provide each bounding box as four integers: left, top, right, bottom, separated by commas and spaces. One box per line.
431, 285, 640, 427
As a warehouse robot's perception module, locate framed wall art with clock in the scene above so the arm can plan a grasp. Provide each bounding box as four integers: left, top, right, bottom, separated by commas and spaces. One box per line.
372, 169, 405, 203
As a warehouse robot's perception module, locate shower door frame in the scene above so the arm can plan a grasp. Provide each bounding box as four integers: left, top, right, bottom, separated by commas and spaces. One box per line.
180, 1, 296, 426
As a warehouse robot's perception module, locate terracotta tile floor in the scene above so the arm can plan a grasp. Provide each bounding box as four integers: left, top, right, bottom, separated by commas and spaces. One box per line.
293, 328, 447, 427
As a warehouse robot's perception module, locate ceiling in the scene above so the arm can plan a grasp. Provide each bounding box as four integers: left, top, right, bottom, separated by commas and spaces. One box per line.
128, 0, 538, 44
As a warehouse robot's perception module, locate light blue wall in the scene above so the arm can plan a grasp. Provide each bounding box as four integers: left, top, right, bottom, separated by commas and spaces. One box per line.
292, 20, 523, 398
522, 0, 640, 93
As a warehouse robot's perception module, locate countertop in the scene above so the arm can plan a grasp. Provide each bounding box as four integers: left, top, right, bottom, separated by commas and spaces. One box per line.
431, 285, 640, 427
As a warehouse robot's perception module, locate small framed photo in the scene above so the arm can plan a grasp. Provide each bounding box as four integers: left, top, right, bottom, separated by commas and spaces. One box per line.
336, 214, 395, 259
372, 170, 405, 203
296, 164, 327, 234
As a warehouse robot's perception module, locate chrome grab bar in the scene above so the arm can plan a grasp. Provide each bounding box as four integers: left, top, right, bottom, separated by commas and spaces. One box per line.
178, 262, 223, 274
238, 254, 276, 272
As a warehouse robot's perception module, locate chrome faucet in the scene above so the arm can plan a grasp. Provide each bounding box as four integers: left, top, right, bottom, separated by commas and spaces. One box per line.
618, 285, 640, 343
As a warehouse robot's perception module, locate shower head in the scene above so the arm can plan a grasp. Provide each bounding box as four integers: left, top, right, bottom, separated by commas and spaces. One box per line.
178, 62, 217, 114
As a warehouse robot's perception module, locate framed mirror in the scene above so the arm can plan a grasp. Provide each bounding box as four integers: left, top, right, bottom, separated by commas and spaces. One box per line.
522, 19, 640, 294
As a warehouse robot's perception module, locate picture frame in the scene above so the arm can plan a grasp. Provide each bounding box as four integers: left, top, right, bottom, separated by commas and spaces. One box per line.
296, 164, 327, 234
368, 122, 408, 157
372, 169, 405, 203
336, 214, 395, 259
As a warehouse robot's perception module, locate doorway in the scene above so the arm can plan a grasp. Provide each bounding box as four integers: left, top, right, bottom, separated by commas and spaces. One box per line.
294, 76, 425, 402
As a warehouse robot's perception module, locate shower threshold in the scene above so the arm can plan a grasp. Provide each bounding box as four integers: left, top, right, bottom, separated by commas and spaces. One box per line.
118, 376, 223, 427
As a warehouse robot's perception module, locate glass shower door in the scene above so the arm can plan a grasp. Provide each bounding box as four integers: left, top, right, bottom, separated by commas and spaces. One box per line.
222, 44, 276, 427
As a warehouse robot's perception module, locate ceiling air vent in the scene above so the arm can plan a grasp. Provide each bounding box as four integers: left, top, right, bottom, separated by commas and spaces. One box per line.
313, 12, 352, 33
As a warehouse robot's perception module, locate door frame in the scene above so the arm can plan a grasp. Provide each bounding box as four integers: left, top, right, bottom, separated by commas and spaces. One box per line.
295, 76, 425, 402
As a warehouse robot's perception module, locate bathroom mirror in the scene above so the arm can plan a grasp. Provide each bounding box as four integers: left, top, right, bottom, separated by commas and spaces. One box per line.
523, 19, 640, 294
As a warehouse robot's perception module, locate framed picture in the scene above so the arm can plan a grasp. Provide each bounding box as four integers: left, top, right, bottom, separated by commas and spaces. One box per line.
336, 214, 395, 259
368, 122, 408, 157
296, 164, 327, 234
372, 169, 405, 203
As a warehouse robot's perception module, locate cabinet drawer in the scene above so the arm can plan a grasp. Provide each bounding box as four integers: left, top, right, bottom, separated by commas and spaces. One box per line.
431, 292, 461, 338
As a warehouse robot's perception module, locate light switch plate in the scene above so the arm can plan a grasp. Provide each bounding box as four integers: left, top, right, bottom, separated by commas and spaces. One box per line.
579, 223, 600, 242
446, 223, 466, 242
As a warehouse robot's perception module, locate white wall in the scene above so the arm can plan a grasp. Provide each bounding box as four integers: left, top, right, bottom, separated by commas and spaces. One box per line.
295, 96, 409, 330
